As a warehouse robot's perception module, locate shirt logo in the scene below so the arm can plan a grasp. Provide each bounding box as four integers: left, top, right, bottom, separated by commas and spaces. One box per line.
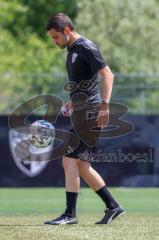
72, 53, 78, 63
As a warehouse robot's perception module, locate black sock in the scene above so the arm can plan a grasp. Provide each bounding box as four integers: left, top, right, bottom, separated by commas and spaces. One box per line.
64, 191, 78, 217
96, 186, 118, 210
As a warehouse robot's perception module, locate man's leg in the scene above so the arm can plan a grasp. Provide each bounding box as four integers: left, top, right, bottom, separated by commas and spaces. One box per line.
44, 157, 79, 225
78, 160, 118, 209
62, 157, 80, 217
63, 157, 80, 192
78, 160, 125, 224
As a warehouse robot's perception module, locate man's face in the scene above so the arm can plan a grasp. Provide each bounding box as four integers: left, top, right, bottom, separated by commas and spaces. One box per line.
47, 28, 69, 49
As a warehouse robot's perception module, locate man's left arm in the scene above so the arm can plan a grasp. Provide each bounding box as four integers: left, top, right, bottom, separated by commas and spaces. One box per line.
96, 66, 114, 127
99, 65, 114, 103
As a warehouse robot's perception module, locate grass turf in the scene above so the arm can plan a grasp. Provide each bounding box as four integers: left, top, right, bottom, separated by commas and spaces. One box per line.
0, 188, 159, 240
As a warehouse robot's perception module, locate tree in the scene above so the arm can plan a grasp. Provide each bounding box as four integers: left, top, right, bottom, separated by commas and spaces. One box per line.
0, 0, 78, 39
76, 0, 159, 113
0, 0, 76, 112
21, 0, 77, 38
0, 29, 68, 113
76, 0, 159, 78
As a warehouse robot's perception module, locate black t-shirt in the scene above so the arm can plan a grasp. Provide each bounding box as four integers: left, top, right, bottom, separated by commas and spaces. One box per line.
66, 37, 107, 103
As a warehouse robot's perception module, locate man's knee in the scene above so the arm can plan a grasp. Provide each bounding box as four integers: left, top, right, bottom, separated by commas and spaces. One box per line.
78, 161, 91, 176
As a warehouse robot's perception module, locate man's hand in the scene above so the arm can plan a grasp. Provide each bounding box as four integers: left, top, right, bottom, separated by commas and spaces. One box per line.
61, 101, 72, 117
96, 103, 110, 128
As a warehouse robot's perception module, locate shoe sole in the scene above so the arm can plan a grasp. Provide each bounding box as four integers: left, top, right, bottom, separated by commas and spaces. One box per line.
60, 221, 78, 225
44, 220, 78, 225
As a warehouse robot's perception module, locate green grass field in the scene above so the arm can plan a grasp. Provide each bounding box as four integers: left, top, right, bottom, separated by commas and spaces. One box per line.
0, 188, 159, 240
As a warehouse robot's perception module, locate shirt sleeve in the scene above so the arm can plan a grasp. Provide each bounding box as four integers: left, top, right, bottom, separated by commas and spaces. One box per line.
82, 44, 107, 74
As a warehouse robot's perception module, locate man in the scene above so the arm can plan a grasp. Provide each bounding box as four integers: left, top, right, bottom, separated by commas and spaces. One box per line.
44, 13, 124, 225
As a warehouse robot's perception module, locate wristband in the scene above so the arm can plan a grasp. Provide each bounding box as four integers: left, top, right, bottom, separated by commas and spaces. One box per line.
102, 99, 109, 104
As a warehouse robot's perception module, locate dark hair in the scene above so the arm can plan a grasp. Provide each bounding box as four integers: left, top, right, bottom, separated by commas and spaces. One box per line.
45, 13, 74, 32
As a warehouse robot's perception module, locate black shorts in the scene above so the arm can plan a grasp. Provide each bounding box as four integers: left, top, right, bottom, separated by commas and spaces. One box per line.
65, 128, 98, 161
65, 103, 101, 161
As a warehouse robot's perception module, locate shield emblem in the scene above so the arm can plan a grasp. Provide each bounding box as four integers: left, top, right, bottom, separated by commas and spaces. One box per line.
72, 53, 78, 63
9, 129, 54, 177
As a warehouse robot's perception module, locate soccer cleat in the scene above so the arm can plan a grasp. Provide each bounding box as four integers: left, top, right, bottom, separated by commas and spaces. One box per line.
95, 205, 125, 224
44, 214, 78, 225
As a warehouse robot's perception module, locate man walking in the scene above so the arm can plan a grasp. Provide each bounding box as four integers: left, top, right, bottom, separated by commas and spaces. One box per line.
44, 13, 124, 225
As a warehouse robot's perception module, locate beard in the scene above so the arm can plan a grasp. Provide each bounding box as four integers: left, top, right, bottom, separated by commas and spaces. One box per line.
56, 34, 69, 49
61, 34, 70, 48
58, 44, 67, 49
